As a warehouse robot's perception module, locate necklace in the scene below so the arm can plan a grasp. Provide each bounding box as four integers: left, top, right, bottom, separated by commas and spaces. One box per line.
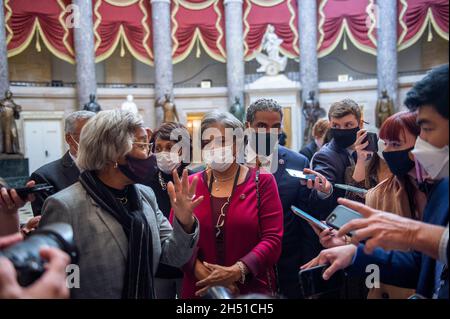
211, 165, 239, 191
158, 171, 167, 190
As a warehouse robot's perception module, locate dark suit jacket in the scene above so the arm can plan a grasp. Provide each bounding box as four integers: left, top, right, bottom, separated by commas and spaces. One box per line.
29, 151, 80, 216
351, 178, 449, 298
309, 139, 352, 220
274, 146, 322, 298
299, 141, 318, 162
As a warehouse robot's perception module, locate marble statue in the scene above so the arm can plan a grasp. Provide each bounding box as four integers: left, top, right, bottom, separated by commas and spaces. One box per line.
375, 90, 394, 128
255, 24, 288, 76
302, 91, 325, 145
230, 97, 245, 122
0, 90, 22, 154
121, 95, 138, 115
83, 94, 101, 113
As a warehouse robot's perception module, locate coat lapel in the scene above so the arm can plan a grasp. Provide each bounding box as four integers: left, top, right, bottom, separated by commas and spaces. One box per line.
89, 196, 128, 259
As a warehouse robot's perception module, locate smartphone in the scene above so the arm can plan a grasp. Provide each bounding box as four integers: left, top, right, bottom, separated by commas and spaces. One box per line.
298, 264, 346, 298
326, 205, 363, 237
12, 184, 54, 200
364, 132, 378, 153
286, 169, 316, 180
291, 205, 330, 231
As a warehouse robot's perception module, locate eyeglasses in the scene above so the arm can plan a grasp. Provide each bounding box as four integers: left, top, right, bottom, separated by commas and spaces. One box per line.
133, 142, 152, 155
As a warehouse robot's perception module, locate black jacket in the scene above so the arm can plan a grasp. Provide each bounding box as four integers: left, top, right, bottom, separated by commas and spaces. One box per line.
299, 141, 318, 162
29, 151, 80, 216
309, 139, 353, 220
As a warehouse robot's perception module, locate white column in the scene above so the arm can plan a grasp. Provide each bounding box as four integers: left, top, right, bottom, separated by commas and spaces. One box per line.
0, 0, 9, 97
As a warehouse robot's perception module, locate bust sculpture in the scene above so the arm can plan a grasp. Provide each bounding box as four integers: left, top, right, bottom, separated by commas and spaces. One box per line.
83, 94, 102, 113
121, 95, 138, 115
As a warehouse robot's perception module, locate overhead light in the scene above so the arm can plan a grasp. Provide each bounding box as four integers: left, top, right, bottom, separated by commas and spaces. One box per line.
338, 74, 349, 82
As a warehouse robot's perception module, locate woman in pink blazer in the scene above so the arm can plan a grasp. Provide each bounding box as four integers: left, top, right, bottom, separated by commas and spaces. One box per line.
171, 111, 283, 298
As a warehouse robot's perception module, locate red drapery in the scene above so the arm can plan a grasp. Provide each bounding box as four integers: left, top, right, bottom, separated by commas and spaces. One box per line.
93, 0, 153, 65
398, 0, 449, 50
4, 0, 449, 64
171, 0, 226, 63
243, 0, 299, 60
5, 0, 74, 63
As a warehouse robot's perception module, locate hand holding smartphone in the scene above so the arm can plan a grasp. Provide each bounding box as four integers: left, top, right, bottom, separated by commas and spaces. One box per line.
326, 205, 363, 237
12, 184, 54, 200
291, 205, 329, 231
299, 264, 346, 298
286, 169, 316, 180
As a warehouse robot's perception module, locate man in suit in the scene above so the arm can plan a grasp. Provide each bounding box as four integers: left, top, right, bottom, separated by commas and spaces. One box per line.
299, 118, 330, 162
245, 98, 320, 299
30, 110, 95, 216
302, 64, 449, 299
305, 99, 368, 221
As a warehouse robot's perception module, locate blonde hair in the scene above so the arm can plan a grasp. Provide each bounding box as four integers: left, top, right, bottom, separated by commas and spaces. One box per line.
76, 110, 144, 171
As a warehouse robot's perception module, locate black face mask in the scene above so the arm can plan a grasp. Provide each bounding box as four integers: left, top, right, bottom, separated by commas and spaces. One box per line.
330, 127, 360, 149
382, 148, 415, 178
118, 154, 158, 184
249, 131, 279, 156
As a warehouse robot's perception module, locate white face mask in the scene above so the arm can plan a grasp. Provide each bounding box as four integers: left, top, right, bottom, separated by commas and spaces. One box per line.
411, 136, 449, 180
156, 151, 181, 175
377, 139, 386, 160
203, 145, 234, 173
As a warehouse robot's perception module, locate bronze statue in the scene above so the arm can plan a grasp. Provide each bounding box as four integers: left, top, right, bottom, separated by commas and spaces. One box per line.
302, 91, 325, 145
161, 94, 179, 123
0, 90, 22, 154
230, 97, 245, 122
83, 94, 101, 113
375, 90, 394, 128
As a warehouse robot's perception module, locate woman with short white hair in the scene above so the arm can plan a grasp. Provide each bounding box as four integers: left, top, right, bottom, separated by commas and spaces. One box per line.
40, 109, 201, 299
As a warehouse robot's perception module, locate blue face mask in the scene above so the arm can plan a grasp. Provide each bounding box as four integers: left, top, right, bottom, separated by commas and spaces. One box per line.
382, 147, 415, 177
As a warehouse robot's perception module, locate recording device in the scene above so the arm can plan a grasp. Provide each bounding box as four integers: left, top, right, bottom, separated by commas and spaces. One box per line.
0, 223, 78, 286
363, 132, 378, 153
333, 183, 368, 195
298, 264, 346, 298
326, 205, 363, 237
286, 169, 316, 180
11, 183, 54, 200
204, 286, 274, 299
290, 205, 330, 231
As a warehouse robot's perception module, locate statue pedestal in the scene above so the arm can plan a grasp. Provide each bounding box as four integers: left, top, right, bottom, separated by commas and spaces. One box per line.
246, 74, 302, 151
0, 154, 29, 188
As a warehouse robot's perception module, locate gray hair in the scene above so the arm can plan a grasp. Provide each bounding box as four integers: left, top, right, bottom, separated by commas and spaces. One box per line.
65, 110, 96, 134
245, 98, 283, 123
76, 110, 144, 171
201, 111, 244, 135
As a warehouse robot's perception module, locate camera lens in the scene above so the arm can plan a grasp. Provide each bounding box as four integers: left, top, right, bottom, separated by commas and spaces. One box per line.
328, 215, 336, 222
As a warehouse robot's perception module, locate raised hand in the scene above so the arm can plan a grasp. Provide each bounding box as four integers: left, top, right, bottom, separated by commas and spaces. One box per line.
167, 169, 204, 233
302, 168, 333, 195
0, 180, 36, 216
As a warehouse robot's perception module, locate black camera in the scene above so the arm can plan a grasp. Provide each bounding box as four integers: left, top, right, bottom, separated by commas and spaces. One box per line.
0, 223, 78, 287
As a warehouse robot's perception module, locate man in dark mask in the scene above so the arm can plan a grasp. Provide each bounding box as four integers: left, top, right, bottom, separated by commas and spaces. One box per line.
245, 98, 318, 299
306, 99, 365, 221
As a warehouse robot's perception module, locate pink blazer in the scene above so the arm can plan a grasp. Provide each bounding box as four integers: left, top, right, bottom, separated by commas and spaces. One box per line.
171, 167, 283, 298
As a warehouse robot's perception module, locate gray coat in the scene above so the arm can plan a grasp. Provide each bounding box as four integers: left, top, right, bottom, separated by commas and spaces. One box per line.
39, 182, 199, 299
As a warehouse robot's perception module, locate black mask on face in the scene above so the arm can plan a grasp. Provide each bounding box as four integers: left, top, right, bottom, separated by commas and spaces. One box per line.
330, 127, 360, 149
118, 154, 158, 184
250, 131, 279, 156
382, 148, 415, 178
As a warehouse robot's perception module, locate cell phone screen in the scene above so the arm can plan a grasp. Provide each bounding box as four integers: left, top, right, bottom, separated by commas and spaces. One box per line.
286, 169, 316, 180
299, 264, 345, 298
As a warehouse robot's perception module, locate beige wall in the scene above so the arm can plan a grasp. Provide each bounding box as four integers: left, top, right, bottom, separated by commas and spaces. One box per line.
421, 33, 449, 69
104, 48, 134, 84
8, 46, 52, 82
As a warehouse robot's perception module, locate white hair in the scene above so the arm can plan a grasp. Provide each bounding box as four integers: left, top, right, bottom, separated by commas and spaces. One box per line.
76, 110, 144, 171
64, 111, 96, 134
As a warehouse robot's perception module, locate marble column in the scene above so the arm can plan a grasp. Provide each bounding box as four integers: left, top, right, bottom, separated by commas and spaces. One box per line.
73, 0, 97, 108
151, 0, 173, 127
224, 0, 245, 110
0, 0, 9, 98
298, 0, 319, 146
377, 0, 398, 109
